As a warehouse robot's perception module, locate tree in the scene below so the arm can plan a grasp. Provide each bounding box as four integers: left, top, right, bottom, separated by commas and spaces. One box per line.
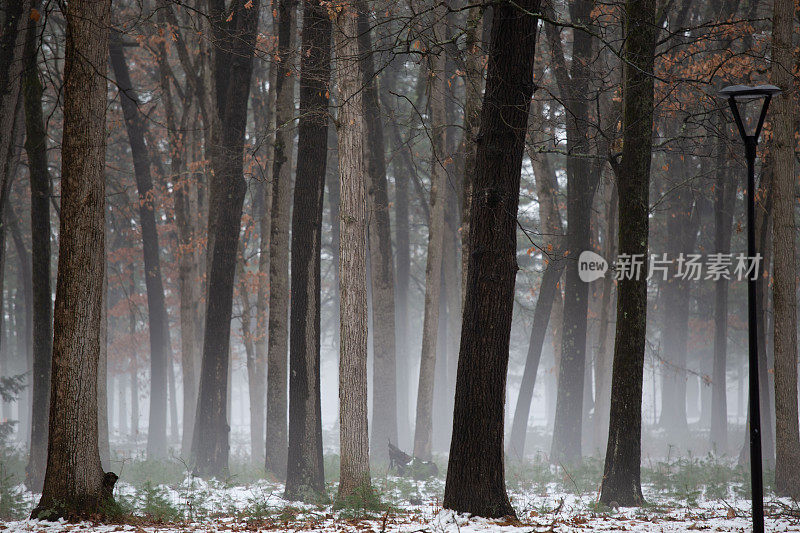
192, 0, 260, 477
769, 0, 800, 499
334, 2, 370, 499
31, 0, 117, 518
547, 0, 601, 464
357, 2, 398, 464
443, 0, 540, 518
266, 0, 296, 477
413, 6, 447, 462
599, 0, 656, 507
109, 30, 173, 459
23, 3, 53, 492
285, 0, 331, 502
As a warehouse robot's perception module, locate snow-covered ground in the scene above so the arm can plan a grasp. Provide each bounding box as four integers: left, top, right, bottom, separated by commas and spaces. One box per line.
4, 470, 800, 532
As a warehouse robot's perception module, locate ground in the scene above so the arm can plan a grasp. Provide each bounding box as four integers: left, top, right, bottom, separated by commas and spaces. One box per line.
2, 453, 799, 532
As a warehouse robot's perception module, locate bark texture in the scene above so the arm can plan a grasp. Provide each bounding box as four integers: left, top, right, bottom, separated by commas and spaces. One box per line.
31, 0, 117, 517
599, 0, 656, 507
334, 4, 371, 499
265, 0, 296, 477
443, 0, 540, 518
770, 0, 800, 498
285, 0, 331, 502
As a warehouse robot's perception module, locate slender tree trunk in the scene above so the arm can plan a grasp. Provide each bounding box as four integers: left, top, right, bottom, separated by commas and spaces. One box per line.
710, 121, 736, 452
357, 4, 398, 463
109, 34, 173, 458
592, 183, 616, 453
193, 0, 260, 477
265, 0, 296, 477
770, 0, 800, 497
334, 4, 371, 499
508, 129, 564, 460
548, 0, 599, 464
443, 0, 540, 518
599, 0, 656, 507
284, 0, 331, 502
130, 272, 140, 438
23, 10, 52, 491
413, 10, 447, 461
31, 0, 117, 517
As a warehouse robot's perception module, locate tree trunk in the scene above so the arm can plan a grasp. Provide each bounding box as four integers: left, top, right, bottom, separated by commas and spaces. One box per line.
265, 0, 296, 477
548, 0, 599, 465
412, 10, 447, 461
599, 0, 656, 507
193, 0, 260, 477
109, 33, 173, 459
357, 4, 398, 464
0, 0, 31, 193
31, 0, 117, 517
459, 6, 484, 307
770, 0, 800, 498
284, 0, 331, 502
99, 273, 110, 468
443, 0, 540, 518
23, 10, 52, 491
334, 4, 371, 499
710, 119, 736, 452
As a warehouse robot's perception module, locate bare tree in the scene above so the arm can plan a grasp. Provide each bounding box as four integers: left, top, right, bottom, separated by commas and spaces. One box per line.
334, 2, 370, 499
31, 0, 117, 517
443, 0, 540, 518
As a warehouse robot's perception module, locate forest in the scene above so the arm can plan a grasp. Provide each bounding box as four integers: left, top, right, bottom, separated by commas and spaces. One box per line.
0, 0, 799, 531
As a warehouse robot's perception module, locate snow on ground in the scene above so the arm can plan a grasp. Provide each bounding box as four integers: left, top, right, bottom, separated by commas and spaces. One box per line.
3, 472, 799, 532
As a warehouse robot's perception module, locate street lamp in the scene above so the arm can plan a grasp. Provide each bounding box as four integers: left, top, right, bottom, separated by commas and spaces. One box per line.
719, 83, 781, 533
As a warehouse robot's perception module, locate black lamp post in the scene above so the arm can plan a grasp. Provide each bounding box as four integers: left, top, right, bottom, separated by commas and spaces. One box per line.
719, 83, 781, 533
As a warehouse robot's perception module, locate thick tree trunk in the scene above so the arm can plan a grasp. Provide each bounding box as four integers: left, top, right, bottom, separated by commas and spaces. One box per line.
770, 0, 800, 498
599, 0, 656, 507
443, 0, 539, 518
334, 4, 371, 499
284, 0, 331, 502
23, 11, 52, 492
109, 34, 173, 458
31, 0, 117, 517
265, 0, 296, 477
193, 0, 260, 477
99, 273, 110, 468
413, 10, 447, 461
357, 4, 398, 464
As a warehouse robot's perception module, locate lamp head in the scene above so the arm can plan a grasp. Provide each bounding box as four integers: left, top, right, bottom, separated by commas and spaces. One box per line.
719, 84, 781, 142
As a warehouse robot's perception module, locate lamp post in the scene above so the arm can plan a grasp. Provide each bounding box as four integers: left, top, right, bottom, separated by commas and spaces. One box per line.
719, 84, 781, 533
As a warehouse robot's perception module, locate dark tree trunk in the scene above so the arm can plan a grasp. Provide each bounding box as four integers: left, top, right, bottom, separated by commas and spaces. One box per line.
334, 4, 371, 499
193, 0, 260, 477
770, 0, 800, 496
265, 0, 296, 477
599, 0, 656, 507
443, 0, 540, 518
0, 0, 31, 189
284, 0, 331, 502
23, 10, 52, 491
109, 33, 173, 459
357, 3, 398, 464
31, 0, 117, 518
548, 0, 599, 465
